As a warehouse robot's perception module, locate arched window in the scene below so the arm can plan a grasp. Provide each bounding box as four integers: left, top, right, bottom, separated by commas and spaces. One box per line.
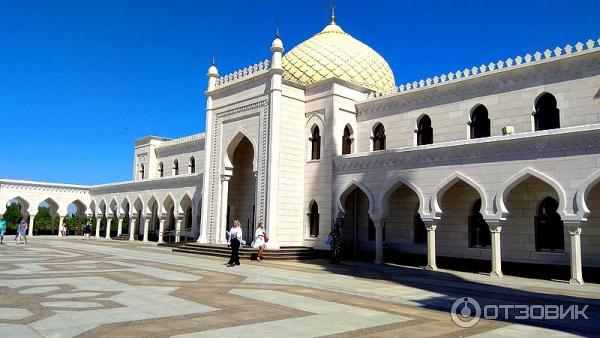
342, 125, 353, 155
158, 162, 164, 178
173, 159, 179, 176
372, 123, 386, 151
414, 212, 426, 244
310, 126, 321, 160
470, 105, 491, 139
308, 201, 319, 237
140, 164, 145, 180
534, 93, 560, 131
189, 157, 196, 174
469, 199, 491, 247
535, 196, 564, 251
416, 115, 433, 145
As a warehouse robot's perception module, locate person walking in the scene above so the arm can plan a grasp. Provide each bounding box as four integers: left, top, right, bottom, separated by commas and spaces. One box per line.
61, 221, 67, 237
17, 219, 28, 245
226, 219, 243, 267
329, 223, 342, 263
83, 220, 92, 240
0, 217, 6, 245
253, 222, 267, 261
14, 217, 23, 241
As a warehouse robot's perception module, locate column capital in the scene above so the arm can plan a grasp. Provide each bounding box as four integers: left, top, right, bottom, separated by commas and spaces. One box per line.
424, 223, 437, 231
568, 227, 582, 236
489, 224, 502, 233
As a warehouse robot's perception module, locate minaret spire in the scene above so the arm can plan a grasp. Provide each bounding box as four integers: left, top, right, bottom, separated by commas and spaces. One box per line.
330, 1, 335, 24
276, 21, 280, 38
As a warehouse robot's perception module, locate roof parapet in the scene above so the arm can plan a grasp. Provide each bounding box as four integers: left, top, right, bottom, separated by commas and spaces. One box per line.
366, 38, 600, 100
214, 59, 271, 90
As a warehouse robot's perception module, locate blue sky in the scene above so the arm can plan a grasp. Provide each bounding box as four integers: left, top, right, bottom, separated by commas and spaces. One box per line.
1, 0, 598, 185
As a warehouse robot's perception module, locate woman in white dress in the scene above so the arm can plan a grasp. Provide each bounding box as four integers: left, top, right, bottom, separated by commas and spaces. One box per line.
253, 222, 266, 261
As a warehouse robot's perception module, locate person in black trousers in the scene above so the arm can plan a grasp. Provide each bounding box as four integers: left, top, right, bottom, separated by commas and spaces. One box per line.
226, 219, 242, 267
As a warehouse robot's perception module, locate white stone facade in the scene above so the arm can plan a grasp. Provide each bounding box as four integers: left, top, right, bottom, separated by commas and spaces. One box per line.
1, 19, 599, 284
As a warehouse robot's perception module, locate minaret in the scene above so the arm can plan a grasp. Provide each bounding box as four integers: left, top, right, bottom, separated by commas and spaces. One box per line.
198, 58, 219, 243
265, 26, 284, 248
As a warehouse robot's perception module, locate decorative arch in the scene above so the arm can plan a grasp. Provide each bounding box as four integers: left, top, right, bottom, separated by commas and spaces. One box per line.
119, 196, 132, 215
336, 179, 376, 219
39, 197, 61, 217
496, 167, 567, 219
3, 196, 30, 216
162, 193, 178, 216
576, 169, 600, 220
132, 196, 144, 216
223, 129, 258, 170
145, 195, 161, 216
380, 176, 427, 218
66, 199, 88, 216
108, 197, 119, 216
431, 172, 489, 219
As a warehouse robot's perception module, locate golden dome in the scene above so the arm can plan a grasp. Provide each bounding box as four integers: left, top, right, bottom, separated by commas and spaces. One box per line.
282, 21, 396, 93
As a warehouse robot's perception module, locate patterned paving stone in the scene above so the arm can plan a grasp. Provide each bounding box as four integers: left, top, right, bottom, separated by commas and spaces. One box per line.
0, 238, 598, 337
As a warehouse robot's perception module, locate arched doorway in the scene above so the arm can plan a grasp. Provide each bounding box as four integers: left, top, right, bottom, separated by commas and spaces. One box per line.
339, 186, 372, 259
66, 200, 87, 235
226, 136, 256, 244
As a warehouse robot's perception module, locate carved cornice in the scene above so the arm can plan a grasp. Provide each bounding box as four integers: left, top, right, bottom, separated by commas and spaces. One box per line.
0, 182, 89, 194
334, 125, 600, 173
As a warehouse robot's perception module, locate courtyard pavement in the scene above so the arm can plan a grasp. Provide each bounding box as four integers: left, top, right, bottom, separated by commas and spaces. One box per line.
0, 237, 598, 337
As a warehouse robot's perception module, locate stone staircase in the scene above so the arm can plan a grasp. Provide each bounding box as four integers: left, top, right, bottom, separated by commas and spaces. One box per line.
112, 234, 130, 241
172, 243, 316, 261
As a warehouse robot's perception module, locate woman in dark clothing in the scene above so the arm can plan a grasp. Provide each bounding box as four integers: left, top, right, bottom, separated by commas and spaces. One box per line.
329, 223, 342, 263
226, 219, 242, 267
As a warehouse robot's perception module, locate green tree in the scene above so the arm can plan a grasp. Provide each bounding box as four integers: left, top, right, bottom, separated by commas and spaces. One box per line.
34, 207, 53, 234
3, 203, 22, 231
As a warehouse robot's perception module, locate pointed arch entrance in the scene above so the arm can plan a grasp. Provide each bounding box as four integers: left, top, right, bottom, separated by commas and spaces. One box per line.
224, 135, 256, 244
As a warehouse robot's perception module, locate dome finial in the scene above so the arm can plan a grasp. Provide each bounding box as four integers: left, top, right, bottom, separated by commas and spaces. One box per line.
211, 54, 216, 66
276, 21, 280, 38
330, 1, 335, 24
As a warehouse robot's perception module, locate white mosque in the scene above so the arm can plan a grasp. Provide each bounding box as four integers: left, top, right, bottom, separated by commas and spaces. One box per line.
2, 11, 600, 285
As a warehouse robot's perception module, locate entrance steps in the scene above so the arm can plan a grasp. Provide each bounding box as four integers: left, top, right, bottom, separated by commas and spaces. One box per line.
172, 243, 316, 260
112, 234, 130, 241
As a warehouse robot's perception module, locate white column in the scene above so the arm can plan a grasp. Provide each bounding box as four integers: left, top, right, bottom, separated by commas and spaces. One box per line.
117, 217, 123, 236
567, 223, 584, 285
95, 218, 101, 238
129, 216, 136, 241
57, 216, 64, 236
158, 218, 165, 244
29, 214, 36, 236
425, 222, 438, 271
374, 219, 385, 264
489, 222, 503, 278
218, 175, 231, 244
105, 217, 112, 239
143, 217, 149, 242
199, 62, 218, 244
175, 218, 182, 243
